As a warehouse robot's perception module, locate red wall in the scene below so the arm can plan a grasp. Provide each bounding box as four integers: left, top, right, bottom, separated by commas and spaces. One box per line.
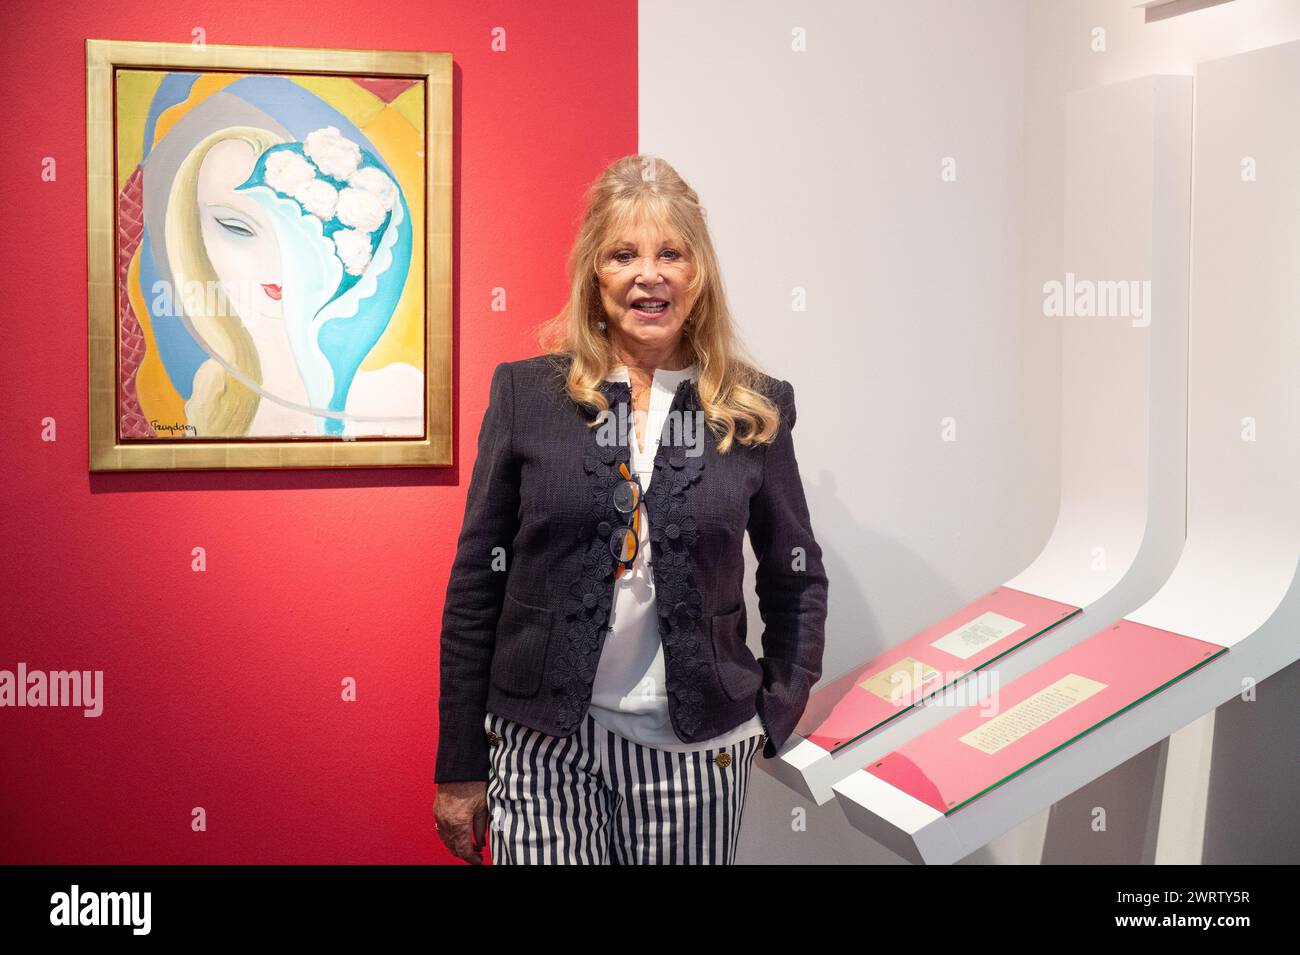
0, 0, 637, 863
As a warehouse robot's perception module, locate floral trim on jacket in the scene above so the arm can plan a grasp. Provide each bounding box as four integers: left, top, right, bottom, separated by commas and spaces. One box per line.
553, 376, 710, 737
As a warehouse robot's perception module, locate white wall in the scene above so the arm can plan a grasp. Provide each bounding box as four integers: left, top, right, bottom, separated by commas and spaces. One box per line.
640, 0, 1033, 864
639, 0, 1300, 864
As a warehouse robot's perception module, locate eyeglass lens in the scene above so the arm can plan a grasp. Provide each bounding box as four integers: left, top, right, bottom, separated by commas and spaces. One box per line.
613, 480, 640, 513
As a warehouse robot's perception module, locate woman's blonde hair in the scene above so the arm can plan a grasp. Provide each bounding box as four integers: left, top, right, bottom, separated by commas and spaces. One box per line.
167, 127, 286, 436
536, 155, 781, 453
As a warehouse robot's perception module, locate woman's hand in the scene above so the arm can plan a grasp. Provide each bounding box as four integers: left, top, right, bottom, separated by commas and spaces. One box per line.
434, 781, 490, 864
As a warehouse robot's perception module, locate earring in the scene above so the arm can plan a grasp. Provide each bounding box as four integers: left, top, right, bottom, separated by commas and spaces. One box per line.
596, 320, 607, 331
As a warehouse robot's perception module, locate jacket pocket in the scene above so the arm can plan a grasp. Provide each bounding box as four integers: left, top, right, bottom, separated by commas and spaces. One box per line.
710, 604, 763, 701
490, 593, 554, 698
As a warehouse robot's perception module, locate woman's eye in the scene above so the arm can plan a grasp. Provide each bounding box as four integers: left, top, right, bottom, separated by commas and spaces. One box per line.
215, 217, 256, 238
611, 249, 683, 264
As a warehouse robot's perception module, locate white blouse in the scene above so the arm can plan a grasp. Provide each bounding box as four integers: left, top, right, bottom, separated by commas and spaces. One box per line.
587, 362, 767, 751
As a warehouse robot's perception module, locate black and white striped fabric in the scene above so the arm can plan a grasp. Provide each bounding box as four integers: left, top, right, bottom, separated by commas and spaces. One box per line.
484, 710, 764, 864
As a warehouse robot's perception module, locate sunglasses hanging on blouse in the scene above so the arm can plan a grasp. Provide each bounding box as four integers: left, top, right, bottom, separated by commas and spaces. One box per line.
609, 461, 647, 577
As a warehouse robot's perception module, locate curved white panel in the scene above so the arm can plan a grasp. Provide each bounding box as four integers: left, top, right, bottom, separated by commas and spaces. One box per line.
834, 40, 1300, 863
1128, 38, 1300, 644
1006, 74, 1193, 610
770, 74, 1194, 806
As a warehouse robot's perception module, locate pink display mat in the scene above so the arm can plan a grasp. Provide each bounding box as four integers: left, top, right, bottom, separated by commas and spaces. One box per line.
866, 619, 1228, 814
802, 587, 1081, 753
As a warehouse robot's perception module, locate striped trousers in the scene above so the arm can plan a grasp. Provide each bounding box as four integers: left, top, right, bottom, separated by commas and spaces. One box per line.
484, 710, 764, 864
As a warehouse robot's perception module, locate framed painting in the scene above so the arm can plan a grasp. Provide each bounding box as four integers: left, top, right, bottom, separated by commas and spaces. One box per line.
86, 39, 452, 470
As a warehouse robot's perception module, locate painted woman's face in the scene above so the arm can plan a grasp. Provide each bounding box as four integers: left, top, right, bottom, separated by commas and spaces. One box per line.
196, 139, 284, 324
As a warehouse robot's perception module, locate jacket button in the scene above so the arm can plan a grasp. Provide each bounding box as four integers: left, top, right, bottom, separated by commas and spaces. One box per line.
597, 520, 612, 537
486, 730, 501, 746
665, 523, 680, 539
714, 752, 732, 768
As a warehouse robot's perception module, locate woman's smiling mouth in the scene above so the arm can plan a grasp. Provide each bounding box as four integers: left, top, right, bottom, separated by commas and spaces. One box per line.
631, 297, 669, 317
262, 283, 282, 301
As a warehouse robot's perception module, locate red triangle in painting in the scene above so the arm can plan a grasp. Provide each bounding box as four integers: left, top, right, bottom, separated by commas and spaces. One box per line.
352, 77, 421, 104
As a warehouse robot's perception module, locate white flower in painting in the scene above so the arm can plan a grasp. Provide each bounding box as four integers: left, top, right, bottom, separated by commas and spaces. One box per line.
347, 166, 398, 212
292, 177, 339, 220
264, 150, 315, 194
333, 228, 373, 276
336, 186, 387, 233
304, 126, 362, 179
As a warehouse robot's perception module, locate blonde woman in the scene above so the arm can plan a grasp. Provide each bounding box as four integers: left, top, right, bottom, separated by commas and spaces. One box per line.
433, 156, 828, 864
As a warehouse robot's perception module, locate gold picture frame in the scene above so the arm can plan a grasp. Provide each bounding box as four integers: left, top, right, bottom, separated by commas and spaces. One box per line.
86, 39, 452, 471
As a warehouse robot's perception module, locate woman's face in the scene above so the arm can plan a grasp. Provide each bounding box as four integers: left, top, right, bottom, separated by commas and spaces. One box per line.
596, 215, 696, 358
196, 139, 284, 325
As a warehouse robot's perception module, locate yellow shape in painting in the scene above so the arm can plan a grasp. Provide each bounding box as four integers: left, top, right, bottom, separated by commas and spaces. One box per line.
387, 82, 426, 136
114, 70, 165, 193
292, 75, 391, 130
354, 102, 426, 374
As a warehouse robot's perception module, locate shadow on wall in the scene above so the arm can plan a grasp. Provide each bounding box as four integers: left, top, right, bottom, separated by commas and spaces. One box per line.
1202, 658, 1300, 864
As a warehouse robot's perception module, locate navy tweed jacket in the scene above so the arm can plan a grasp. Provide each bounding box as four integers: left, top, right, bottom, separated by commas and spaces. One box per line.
435, 352, 828, 783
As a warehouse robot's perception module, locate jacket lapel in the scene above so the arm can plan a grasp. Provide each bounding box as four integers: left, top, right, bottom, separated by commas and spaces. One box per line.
643, 378, 710, 737
551, 379, 633, 733
562, 372, 712, 740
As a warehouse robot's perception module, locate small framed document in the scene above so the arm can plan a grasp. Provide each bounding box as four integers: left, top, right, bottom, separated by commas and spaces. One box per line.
930, 611, 1026, 661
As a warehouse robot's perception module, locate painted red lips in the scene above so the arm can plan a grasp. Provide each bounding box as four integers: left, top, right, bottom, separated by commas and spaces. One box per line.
262, 283, 282, 301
